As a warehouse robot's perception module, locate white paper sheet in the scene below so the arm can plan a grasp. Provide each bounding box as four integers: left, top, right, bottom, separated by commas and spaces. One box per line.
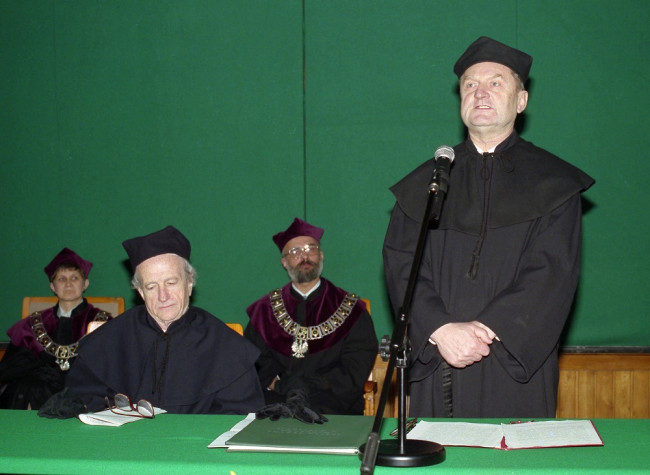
408, 421, 505, 448
407, 419, 603, 450
78, 407, 167, 427
501, 420, 603, 448
208, 413, 257, 448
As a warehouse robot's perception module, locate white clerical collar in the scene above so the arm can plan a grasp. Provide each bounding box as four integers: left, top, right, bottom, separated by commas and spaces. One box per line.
292, 279, 321, 299
474, 143, 497, 154
57, 307, 73, 318
57, 301, 82, 318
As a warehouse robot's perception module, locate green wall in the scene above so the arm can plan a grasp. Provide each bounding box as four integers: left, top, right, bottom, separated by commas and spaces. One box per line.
1, 1, 648, 347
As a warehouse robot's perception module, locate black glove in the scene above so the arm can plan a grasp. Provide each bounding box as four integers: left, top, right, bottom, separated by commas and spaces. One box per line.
38, 387, 87, 419
255, 402, 293, 421
285, 389, 328, 424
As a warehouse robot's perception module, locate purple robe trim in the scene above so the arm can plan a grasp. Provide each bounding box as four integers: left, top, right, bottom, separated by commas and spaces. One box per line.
6, 300, 106, 357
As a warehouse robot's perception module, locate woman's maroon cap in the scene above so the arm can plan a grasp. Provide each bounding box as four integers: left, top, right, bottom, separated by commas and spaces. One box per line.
44, 248, 93, 279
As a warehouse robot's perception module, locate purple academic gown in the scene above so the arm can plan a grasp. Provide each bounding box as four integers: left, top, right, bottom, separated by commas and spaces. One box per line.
0, 299, 110, 409
245, 278, 378, 414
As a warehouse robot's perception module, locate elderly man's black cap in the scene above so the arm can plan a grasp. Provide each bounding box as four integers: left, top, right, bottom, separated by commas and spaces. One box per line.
453, 36, 533, 83
122, 225, 191, 271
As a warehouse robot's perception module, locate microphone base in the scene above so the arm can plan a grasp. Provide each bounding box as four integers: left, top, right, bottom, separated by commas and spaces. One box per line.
359, 438, 446, 468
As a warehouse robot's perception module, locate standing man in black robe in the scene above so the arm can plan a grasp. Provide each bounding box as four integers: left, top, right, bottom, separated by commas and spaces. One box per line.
383, 37, 594, 418
245, 218, 378, 415
66, 225, 264, 414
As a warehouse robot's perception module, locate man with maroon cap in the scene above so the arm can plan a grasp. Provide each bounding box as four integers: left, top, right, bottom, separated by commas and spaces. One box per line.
66, 225, 264, 415
0, 248, 111, 409
384, 37, 594, 417
245, 218, 378, 415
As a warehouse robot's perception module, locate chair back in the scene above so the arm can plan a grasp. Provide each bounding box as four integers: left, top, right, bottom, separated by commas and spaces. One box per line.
22, 297, 242, 337
226, 323, 244, 335
22, 296, 125, 318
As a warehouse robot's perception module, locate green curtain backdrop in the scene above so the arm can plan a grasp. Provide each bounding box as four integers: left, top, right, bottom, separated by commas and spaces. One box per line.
1, 0, 648, 346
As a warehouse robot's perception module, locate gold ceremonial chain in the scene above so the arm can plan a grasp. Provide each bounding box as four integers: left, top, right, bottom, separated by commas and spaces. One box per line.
29, 311, 110, 371
269, 289, 359, 358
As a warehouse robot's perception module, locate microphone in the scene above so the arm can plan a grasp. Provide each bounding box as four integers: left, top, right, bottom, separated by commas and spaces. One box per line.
429, 145, 455, 194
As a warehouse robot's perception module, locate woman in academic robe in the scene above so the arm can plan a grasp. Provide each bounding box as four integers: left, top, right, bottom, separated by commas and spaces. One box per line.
0, 248, 112, 409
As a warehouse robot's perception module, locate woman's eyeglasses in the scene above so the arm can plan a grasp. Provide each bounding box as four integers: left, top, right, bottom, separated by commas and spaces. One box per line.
105, 393, 155, 418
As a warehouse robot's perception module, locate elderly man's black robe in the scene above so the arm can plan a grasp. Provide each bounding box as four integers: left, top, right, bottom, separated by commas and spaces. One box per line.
66, 306, 264, 414
383, 133, 594, 418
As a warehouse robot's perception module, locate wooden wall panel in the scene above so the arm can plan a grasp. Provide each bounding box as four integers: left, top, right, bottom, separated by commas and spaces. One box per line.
557, 353, 650, 419
594, 371, 614, 418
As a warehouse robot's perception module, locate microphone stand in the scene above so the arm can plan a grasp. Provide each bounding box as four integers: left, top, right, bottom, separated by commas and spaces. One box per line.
360, 177, 448, 474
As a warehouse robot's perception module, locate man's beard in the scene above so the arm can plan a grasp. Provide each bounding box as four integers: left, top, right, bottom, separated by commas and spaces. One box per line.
287, 258, 323, 284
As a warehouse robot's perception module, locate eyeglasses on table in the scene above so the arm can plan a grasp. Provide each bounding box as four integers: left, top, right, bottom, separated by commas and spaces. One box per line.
105, 393, 155, 418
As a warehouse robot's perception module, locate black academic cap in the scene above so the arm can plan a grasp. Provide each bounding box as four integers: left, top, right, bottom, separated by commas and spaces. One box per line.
122, 225, 191, 271
453, 36, 533, 83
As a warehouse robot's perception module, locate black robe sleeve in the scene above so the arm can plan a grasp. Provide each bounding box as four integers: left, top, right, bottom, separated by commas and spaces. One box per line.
383, 201, 451, 377
478, 194, 584, 382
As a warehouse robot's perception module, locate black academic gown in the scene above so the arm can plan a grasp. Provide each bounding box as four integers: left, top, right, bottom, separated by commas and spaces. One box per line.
383, 133, 594, 418
66, 305, 264, 414
245, 280, 378, 415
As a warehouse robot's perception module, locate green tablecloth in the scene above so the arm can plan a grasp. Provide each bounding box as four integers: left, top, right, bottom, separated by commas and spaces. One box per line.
1, 410, 648, 474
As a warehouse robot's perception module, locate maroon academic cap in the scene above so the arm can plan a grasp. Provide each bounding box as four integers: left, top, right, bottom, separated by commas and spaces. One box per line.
453, 36, 533, 83
272, 218, 324, 252
44, 248, 93, 280
122, 225, 191, 271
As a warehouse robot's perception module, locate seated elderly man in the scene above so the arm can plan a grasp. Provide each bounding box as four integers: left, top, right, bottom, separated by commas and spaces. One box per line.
66, 225, 264, 414
245, 218, 378, 415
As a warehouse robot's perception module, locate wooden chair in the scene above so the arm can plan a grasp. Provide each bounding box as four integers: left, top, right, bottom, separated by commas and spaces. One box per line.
23, 297, 244, 333
361, 298, 400, 417
0, 296, 126, 361
361, 298, 376, 415
24, 296, 126, 335
88, 320, 243, 336
0, 298, 242, 362
22, 296, 125, 318
226, 323, 244, 335
363, 345, 399, 417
